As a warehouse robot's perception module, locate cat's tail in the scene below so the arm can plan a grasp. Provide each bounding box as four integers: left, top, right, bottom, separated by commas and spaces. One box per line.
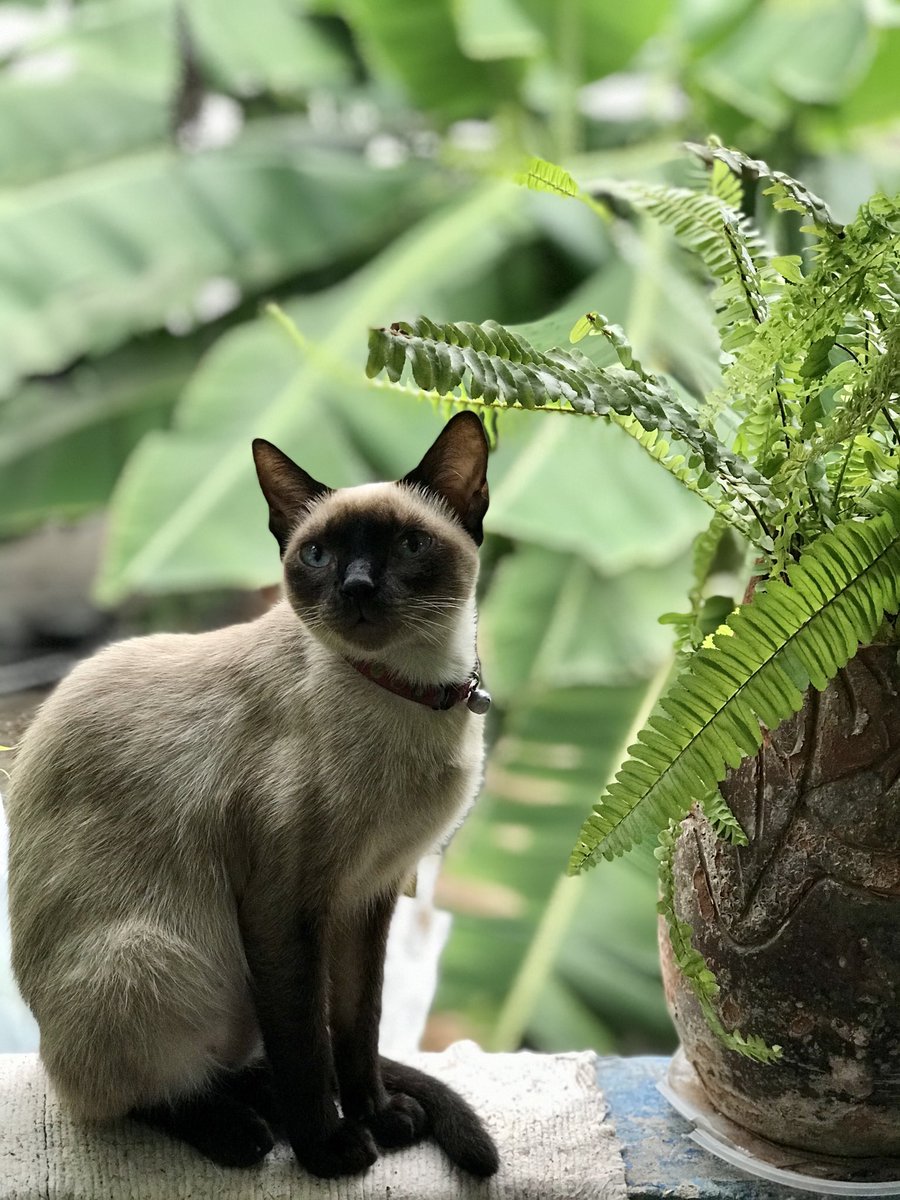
379, 1056, 499, 1177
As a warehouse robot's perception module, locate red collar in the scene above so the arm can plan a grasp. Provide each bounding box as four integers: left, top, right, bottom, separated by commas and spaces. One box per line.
350, 659, 491, 713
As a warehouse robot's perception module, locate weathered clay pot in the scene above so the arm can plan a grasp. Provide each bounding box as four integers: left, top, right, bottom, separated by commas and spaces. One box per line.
661, 643, 900, 1156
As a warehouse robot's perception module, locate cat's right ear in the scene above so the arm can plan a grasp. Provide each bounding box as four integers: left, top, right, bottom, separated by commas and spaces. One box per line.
252, 439, 330, 556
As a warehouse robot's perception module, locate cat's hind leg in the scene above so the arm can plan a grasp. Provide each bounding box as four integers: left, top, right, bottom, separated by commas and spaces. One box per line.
33, 917, 256, 1127
132, 1074, 275, 1168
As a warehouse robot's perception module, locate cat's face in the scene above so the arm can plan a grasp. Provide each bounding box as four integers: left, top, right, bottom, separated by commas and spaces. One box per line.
252, 413, 489, 658
282, 484, 478, 654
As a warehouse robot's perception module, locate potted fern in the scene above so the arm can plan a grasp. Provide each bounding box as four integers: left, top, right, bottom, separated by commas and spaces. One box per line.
365, 143, 900, 1157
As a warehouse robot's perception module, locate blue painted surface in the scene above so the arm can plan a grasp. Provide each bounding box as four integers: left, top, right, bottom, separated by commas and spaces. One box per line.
597, 1056, 809, 1199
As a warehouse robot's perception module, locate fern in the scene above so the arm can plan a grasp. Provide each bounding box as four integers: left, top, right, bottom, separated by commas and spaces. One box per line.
699, 790, 748, 845
729, 195, 900, 477
366, 316, 775, 529
685, 142, 841, 235
516, 154, 781, 354
568, 490, 900, 869
709, 155, 743, 210
367, 149, 900, 1065
590, 179, 777, 351
659, 517, 742, 654
515, 156, 608, 221
656, 822, 781, 1062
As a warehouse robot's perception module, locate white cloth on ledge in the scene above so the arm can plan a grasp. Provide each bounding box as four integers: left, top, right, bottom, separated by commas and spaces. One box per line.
0, 1041, 627, 1200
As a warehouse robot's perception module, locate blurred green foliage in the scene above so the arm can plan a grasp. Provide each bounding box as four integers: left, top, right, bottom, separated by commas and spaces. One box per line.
3, 0, 900, 1054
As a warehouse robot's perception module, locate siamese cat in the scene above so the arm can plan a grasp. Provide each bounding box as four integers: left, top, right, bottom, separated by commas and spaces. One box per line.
6, 412, 499, 1179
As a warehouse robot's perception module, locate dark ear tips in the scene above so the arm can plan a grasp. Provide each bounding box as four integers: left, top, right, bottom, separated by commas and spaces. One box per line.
447, 410, 487, 437
402, 412, 490, 544
251, 438, 329, 556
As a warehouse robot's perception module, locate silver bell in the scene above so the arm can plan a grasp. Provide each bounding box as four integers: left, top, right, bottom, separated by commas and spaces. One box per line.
467, 687, 492, 715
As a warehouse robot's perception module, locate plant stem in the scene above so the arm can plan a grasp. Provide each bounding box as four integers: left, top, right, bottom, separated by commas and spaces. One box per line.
884, 407, 900, 445
742, 493, 774, 543
835, 341, 861, 364
832, 438, 855, 515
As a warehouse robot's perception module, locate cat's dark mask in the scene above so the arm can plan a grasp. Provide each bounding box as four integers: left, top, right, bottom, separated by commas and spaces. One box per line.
252, 412, 489, 556
251, 413, 489, 655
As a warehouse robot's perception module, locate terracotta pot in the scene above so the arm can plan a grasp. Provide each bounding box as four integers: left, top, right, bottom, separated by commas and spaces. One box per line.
661, 643, 900, 1156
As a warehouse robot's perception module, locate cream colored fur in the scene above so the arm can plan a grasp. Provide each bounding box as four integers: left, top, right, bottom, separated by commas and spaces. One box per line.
6, 481, 484, 1123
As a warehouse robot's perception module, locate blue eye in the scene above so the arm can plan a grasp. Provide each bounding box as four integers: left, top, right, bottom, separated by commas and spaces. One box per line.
398, 530, 432, 557
300, 542, 332, 568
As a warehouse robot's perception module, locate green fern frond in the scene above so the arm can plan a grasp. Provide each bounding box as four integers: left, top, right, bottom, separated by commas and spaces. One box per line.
710, 156, 743, 210
819, 322, 900, 457
657, 518, 740, 655
589, 179, 775, 349
516, 156, 776, 352
515, 156, 609, 219
686, 142, 842, 235
366, 317, 775, 524
656, 822, 781, 1062
569, 491, 900, 870
729, 196, 900, 428
594, 179, 771, 285
515, 156, 577, 200
699, 791, 748, 845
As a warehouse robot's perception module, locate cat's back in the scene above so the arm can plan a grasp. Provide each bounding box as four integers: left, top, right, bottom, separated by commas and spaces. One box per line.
7, 619, 268, 818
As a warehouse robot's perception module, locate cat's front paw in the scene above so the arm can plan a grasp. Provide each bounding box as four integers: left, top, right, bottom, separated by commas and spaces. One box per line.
368, 1092, 427, 1148
293, 1120, 378, 1178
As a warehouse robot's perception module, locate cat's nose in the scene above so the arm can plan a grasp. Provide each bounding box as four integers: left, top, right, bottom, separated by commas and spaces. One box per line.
340, 559, 376, 599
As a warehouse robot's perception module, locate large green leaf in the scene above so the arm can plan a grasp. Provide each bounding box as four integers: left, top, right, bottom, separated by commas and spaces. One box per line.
481, 546, 693, 694
186, 0, 351, 96
94, 149, 724, 599
432, 531, 687, 1048
342, 0, 523, 121
839, 24, 900, 130
527, 847, 673, 1054
0, 1, 173, 183
0, 79, 166, 188
517, 0, 670, 84
0, 130, 429, 397
694, 0, 873, 126
434, 682, 651, 1047
453, 0, 544, 62
0, 0, 349, 186
486, 416, 708, 575
0, 333, 209, 536
94, 180, 525, 601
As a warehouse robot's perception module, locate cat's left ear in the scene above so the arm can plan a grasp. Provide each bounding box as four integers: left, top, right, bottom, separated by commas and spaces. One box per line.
252, 439, 330, 556
403, 412, 489, 544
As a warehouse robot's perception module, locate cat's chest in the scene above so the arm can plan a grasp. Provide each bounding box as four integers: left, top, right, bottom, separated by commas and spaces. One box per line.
314, 694, 483, 893
323, 701, 476, 809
